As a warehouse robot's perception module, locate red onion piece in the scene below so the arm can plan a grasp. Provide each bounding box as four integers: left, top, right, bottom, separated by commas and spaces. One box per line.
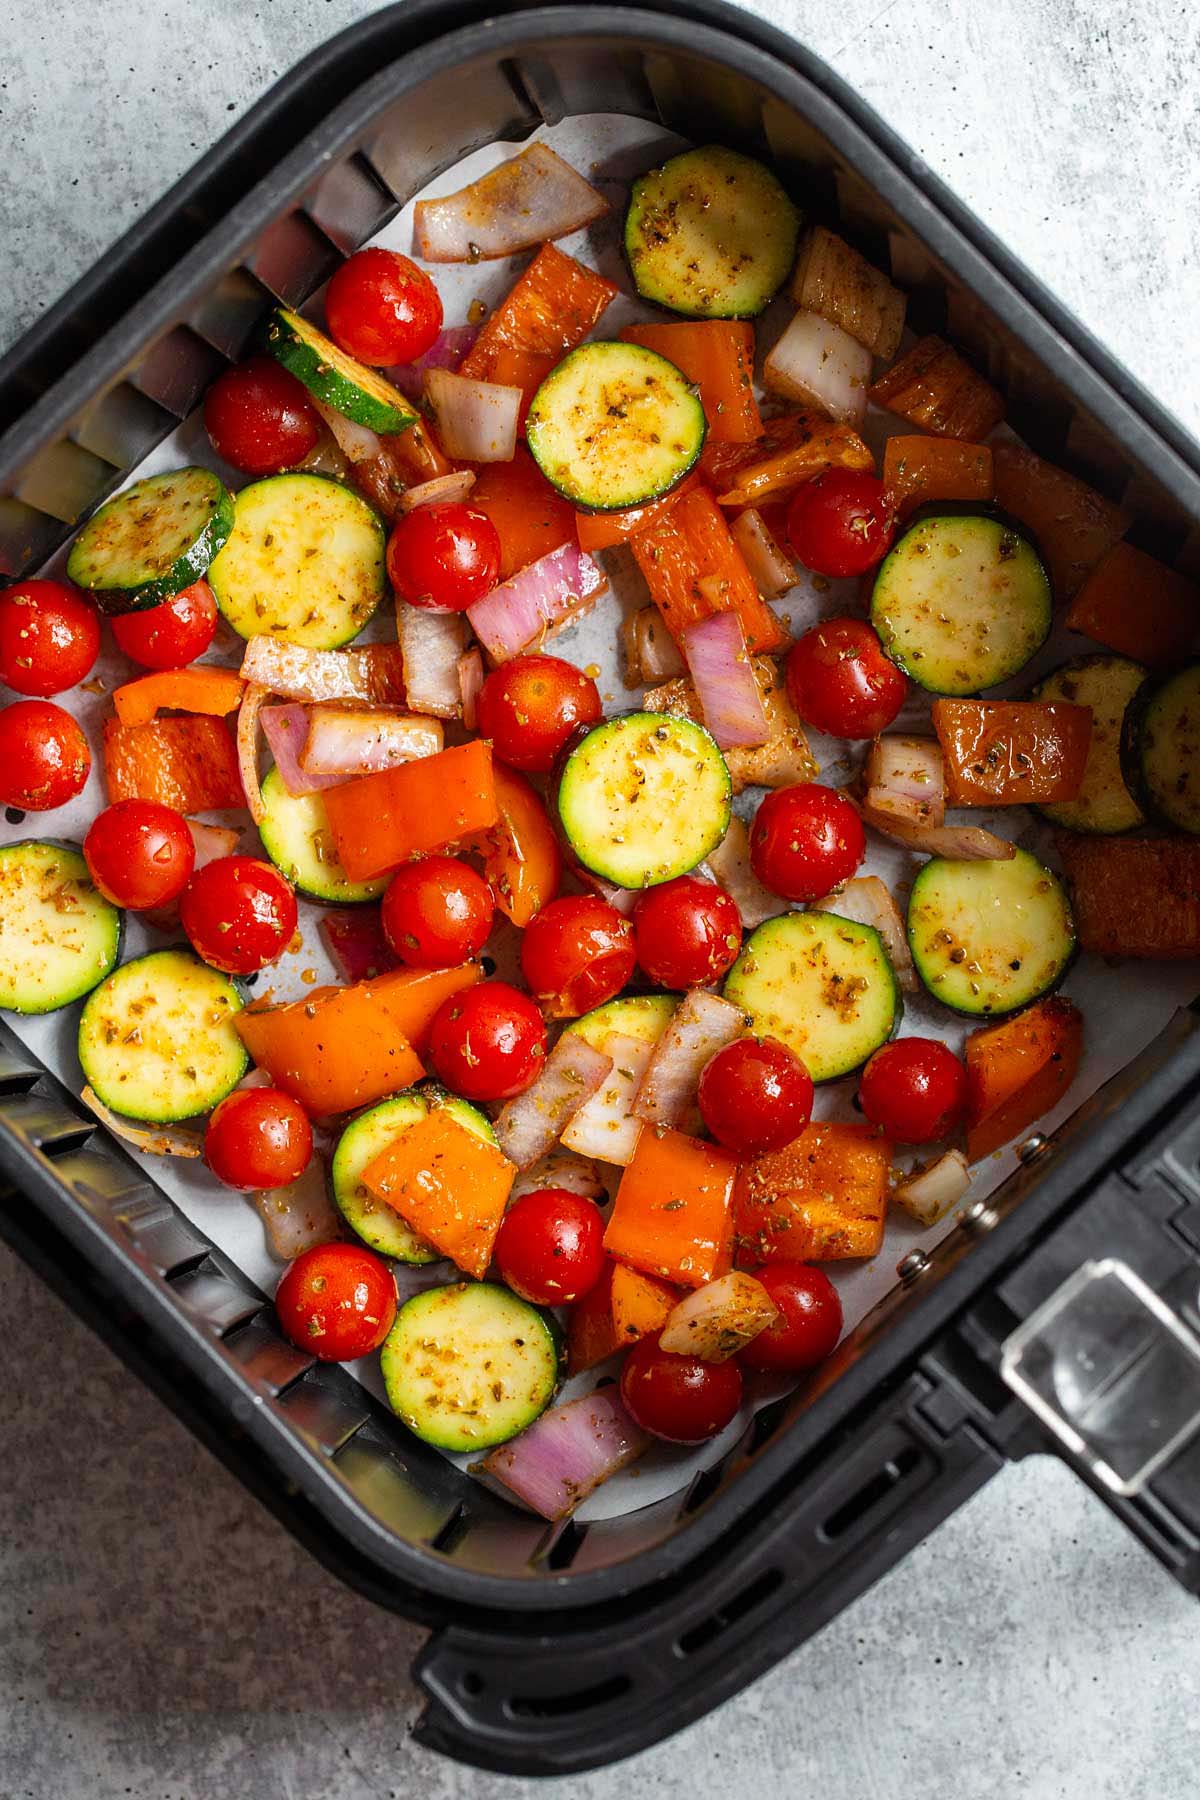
681, 612, 771, 749
895, 1149, 971, 1225
300, 705, 443, 776
260, 704, 345, 797
813, 874, 916, 992
414, 142, 608, 264
564, 852, 638, 917
633, 987, 747, 1128
478, 1388, 649, 1521
620, 606, 685, 687
764, 308, 872, 425
240, 637, 407, 705
852, 790, 1016, 861
142, 819, 242, 933
467, 544, 607, 663
318, 909, 399, 984
730, 508, 797, 600
494, 1035, 614, 1172
81, 1086, 203, 1158
457, 647, 484, 732
425, 369, 521, 463
561, 1029, 656, 1167
398, 470, 476, 513
398, 606, 468, 719
704, 817, 779, 929
236, 682, 269, 826
387, 325, 481, 401
309, 395, 384, 464
510, 1151, 607, 1203
864, 736, 946, 827
252, 1162, 343, 1262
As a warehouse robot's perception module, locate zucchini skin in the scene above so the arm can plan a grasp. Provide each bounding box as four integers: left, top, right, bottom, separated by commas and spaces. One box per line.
0, 840, 123, 1015
66, 468, 235, 614
1120, 661, 1200, 836
266, 308, 418, 435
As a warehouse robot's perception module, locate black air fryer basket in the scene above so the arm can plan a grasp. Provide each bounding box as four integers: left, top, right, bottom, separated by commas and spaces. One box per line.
3, 2, 1200, 1776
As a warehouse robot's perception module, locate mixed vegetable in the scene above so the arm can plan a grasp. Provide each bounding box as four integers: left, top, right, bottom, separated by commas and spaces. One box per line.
2, 135, 1197, 1521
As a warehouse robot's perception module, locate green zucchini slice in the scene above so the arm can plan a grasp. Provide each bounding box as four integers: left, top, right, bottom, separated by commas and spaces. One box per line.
66, 467, 234, 614
331, 1087, 496, 1263
78, 949, 248, 1122
1121, 661, 1200, 835
265, 308, 419, 435
567, 993, 679, 1051
257, 767, 386, 905
1032, 654, 1146, 834
907, 849, 1075, 1016
0, 842, 122, 1015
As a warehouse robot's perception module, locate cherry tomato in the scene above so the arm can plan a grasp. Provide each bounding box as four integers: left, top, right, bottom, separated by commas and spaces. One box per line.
180, 855, 298, 975
858, 1036, 967, 1144
475, 654, 602, 774
494, 1187, 606, 1305
0, 700, 90, 812
749, 782, 865, 904
697, 1037, 814, 1157
620, 1332, 744, 1444
519, 896, 635, 1019
386, 503, 500, 612
325, 248, 444, 367
275, 1241, 396, 1363
110, 579, 218, 669
739, 1262, 843, 1373
203, 356, 320, 476
786, 616, 907, 740
427, 979, 547, 1102
787, 468, 896, 578
632, 876, 742, 990
83, 800, 195, 910
0, 579, 100, 697
204, 1086, 313, 1192
380, 855, 494, 968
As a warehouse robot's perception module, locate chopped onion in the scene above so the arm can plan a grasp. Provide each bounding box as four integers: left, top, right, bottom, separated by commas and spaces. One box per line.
864, 736, 946, 827
730, 508, 797, 600
633, 987, 747, 1128
659, 1272, 778, 1362
414, 142, 608, 264
398, 470, 476, 513
387, 325, 481, 401
308, 395, 383, 464
566, 858, 638, 918
186, 820, 240, 867
644, 659, 817, 795
398, 605, 468, 719
240, 637, 406, 706
681, 612, 771, 750
252, 1162, 343, 1262
510, 1151, 607, 1202
705, 816, 780, 929
425, 368, 521, 463
297, 431, 350, 479
853, 790, 1016, 861
236, 682, 269, 826
467, 544, 607, 663
894, 1149, 971, 1226
318, 909, 398, 984
561, 1029, 656, 1167
620, 605, 685, 687
81, 1086, 203, 1159
300, 705, 443, 776
478, 1388, 648, 1522
813, 875, 917, 992
494, 1035, 614, 1173
457, 647, 484, 732
763, 308, 873, 425
260, 703, 344, 797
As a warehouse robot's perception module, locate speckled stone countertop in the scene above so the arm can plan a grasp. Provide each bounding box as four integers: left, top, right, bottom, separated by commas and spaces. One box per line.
2, 3, 1199, 1796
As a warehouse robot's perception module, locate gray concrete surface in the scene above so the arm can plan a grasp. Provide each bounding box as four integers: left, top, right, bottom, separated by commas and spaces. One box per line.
2, 1, 1199, 1795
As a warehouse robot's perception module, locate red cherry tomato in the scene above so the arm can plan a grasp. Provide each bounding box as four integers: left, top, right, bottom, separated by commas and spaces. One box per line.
697, 1037, 814, 1157
110, 579, 218, 670
204, 1086, 314, 1192
494, 1187, 606, 1305
632, 876, 742, 990
386, 503, 500, 612
380, 855, 494, 968
274, 1242, 396, 1363
83, 800, 195, 910
0, 701, 90, 812
180, 855, 298, 975
787, 468, 896, 578
739, 1262, 843, 1373
749, 782, 864, 904
786, 616, 907, 740
519, 896, 635, 1019
427, 980, 547, 1102
858, 1036, 967, 1144
324, 248, 444, 367
0, 580, 100, 697
203, 356, 320, 476
620, 1332, 743, 1444
475, 654, 602, 774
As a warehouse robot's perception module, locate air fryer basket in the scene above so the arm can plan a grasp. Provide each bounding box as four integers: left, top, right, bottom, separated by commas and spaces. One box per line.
3, 2, 1200, 1776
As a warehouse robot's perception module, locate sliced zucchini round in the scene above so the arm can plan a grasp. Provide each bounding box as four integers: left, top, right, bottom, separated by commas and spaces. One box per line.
567, 993, 679, 1051
558, 712, 731, 889
265, 308, 419, 435
526, 341, 706, 511
258, 766, 386, 904
0, 842, 122, 1015
907, 849, 1075, 1016
66, 467, 234, 614
331, 1086, 495, 1263
381, 1281, 562, 1452
1121, 661, 1200, 835
78, 948, 248, 1122
1032, 654, 1145, 834
207, 472, 385, 649
625, 145, 800, 319
870, 512, 1052, 695
723, 911, 899, 1082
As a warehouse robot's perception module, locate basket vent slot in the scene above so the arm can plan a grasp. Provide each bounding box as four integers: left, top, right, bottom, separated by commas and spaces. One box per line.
820, 1441, 922, 1542
505, 1673, 632, 1721
428, 1504, 470, 1556
676, 1566, 784, 1656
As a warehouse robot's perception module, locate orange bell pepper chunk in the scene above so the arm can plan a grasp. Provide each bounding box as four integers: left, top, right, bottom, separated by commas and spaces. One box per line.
932, 699, 1093, 806
575, 474, 699, 553
965, 996, 1083, 1162
469, 447, 576, 580
702, 409, 875, 508
882, 435, 994, 518
112, 666, 246, 728
604, 1127, 738, 1289
733, 1122, 892, 1263
620, 321, 761, 444
366, 962, 483, 1056
321, 739, 497, 882
1054, 834, 1200, 961
102, 715, 244, 811
566, 1260, 622, 1374
1065, 540, 1198, 668
362, 1107, 516, 1279
470, 762, 562, 929
630, 485, 787, 655
235, 981, 424, 1117
869, 335, 1004, 441
993, 444, 1131, 600
458, 244, 618, 415
611, 1264, 679, 1346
